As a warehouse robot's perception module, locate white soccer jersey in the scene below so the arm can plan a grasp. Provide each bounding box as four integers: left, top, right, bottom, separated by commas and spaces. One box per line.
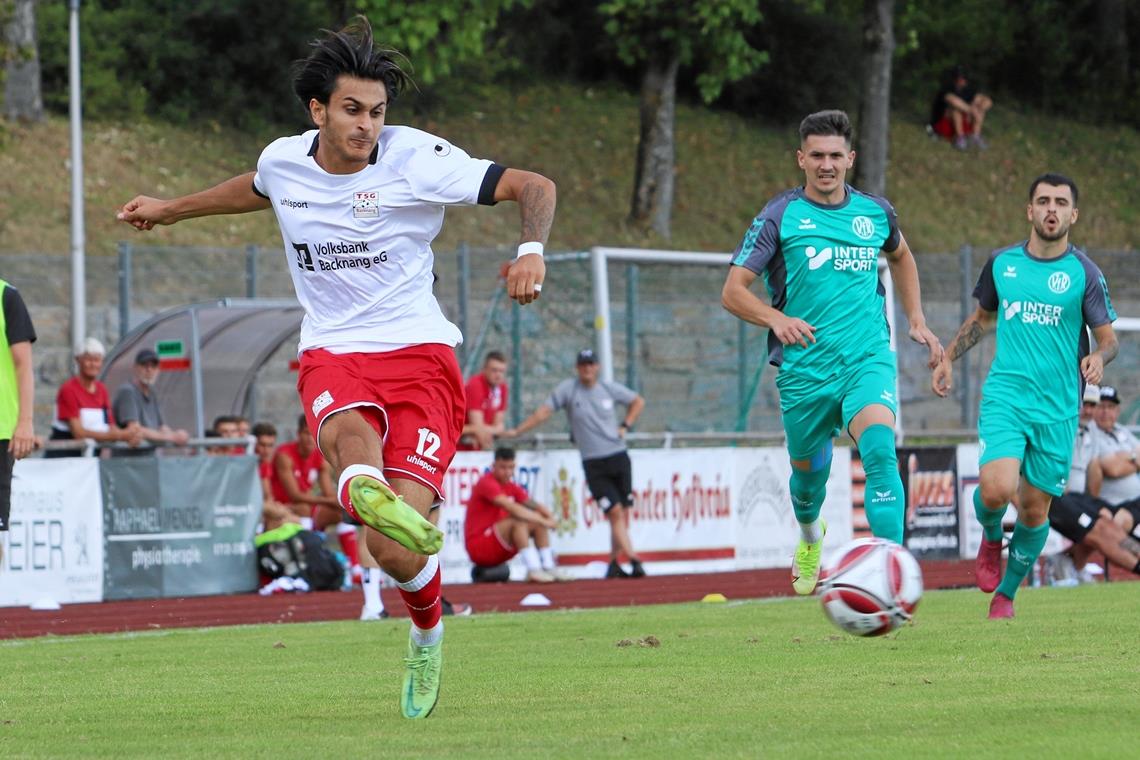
253, 126, 502, 353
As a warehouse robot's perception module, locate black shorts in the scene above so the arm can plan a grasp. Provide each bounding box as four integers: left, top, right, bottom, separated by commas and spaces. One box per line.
1110, 498, 1140, 537
583, 451, 633, 514
1048, 492, 1110, 543
1, 440, 11, 532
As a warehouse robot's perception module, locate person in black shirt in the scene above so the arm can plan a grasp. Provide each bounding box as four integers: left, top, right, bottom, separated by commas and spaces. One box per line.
928, 65, 993, 151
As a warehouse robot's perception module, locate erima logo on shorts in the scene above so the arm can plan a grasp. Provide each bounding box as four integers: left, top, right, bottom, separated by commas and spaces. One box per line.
599, 496, 612, 510
312, 390, 334, 416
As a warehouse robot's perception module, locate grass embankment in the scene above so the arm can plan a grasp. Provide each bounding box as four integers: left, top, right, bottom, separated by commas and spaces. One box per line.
2, 80, 1137, 258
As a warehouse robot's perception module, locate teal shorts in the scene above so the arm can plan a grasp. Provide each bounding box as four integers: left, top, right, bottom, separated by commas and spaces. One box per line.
777, 351, 898, 460
977, 398, 1076, 497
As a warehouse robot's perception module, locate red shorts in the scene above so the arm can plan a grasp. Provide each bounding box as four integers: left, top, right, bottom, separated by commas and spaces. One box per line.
465, 524, 517, 567
931, 113, 974, 139
296, 343, 466, 499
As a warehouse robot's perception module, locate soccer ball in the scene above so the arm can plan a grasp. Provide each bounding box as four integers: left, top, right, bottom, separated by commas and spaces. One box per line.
818, 538, 923, 637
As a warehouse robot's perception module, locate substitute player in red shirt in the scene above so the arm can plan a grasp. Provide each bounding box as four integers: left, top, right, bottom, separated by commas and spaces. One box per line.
458, 350, 509, 450
117, 17, 555, 719
466, 447, 570, 582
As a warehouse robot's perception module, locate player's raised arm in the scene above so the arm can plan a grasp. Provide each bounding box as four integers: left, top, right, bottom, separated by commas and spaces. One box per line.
117, 171, 271, 231
493, 168, 556, 306
884, 234, 943, 368
931, 305, 997, 397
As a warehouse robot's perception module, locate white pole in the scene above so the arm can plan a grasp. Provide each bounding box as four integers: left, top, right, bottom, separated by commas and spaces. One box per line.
68, 0, 86, 352
590, 247, 614, 383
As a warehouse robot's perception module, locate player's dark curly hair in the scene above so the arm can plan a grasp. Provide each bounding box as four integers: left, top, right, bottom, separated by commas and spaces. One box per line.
291, 15, 413, 110
1029, 173, 1079, 205
798, 110, 853, 145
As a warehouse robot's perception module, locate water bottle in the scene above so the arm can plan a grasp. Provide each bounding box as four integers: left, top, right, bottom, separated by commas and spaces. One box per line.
334, 550, 353, 591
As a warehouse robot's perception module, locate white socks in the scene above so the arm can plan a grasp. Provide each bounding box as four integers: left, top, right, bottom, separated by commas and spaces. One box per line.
362, 568, 384, 613
539, 547, 555, 571
799, 519, 823, 544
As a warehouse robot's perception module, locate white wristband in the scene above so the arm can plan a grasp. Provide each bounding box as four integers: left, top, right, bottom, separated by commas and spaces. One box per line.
517, 242, 544, 259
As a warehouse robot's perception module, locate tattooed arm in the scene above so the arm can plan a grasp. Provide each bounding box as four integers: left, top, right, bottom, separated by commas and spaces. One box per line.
493, 168, 557, 305
931, 306, 996, 397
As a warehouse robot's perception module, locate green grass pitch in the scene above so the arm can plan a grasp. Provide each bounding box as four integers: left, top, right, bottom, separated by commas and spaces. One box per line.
1, 584, 1136, 758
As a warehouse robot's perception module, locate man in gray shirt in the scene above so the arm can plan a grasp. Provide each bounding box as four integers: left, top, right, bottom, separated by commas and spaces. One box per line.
1089, 385, 1140, 540
112, 348, 190, 456
506, 349, 646, 578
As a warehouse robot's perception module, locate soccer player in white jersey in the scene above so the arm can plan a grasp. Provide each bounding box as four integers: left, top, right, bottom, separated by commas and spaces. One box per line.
117, 17, 556, 719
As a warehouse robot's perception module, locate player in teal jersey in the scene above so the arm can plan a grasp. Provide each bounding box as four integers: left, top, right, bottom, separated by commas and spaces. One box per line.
722, 110, 943, 595
933, 173, 1118, 619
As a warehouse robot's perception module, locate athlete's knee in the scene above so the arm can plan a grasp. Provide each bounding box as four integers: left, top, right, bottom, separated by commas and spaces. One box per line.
977, 479, 1015, 510
856, 424, 898, 473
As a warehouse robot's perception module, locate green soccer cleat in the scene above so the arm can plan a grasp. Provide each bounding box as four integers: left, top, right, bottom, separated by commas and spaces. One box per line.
401, 635, 443, 719
791, 519, 827, 595
349, 475, 443, 555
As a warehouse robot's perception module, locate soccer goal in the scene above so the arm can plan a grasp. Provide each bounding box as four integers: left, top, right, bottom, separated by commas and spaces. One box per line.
587, 246, 900, 437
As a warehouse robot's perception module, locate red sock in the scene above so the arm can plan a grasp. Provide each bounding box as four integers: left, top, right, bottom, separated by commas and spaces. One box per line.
396, 555, 442, 630
336, 524, 359, 568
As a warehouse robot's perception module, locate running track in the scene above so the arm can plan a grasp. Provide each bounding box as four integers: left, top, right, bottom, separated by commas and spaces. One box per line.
0, 560, 984, 640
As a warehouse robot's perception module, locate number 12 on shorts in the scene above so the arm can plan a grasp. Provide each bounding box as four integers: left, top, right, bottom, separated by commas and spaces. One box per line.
416, 427, 441, 462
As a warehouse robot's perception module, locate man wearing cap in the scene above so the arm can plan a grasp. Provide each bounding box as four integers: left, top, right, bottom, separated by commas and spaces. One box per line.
46, 338, 141, 457
111, 348, 190, 456
1090, 385, 1140, 539
505, 348, 647, 578
1041, 384, 1140, 583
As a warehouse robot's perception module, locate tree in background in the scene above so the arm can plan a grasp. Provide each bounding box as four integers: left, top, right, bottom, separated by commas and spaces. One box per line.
3, 0, 43, 122
855, 0, 894, 197
349, 0, 526, 85
600, 0, 766, 241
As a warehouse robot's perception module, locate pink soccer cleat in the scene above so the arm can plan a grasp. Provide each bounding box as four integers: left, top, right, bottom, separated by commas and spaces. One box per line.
987, 592, 1014, 619
975, 538, 1002, 593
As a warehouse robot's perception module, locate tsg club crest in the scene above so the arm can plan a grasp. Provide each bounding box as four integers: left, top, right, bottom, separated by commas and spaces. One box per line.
851, 215, 876, 240
352, 191, 380, 219
1048, 271, 1071, 294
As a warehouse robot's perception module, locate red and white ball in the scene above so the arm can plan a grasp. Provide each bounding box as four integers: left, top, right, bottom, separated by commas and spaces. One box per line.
818, 537, 923, 637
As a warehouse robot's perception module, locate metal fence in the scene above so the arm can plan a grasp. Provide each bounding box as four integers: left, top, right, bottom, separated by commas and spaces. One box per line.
12, 243, 1140, 442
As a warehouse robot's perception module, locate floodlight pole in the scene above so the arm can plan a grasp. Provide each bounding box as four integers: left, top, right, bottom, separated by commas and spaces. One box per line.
68, 0, 86, 352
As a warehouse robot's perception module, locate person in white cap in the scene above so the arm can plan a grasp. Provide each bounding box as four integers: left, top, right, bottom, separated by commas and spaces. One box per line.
45, 338, 141, 457
1079, 383, 1100, 430
1089, 385, 1140, 539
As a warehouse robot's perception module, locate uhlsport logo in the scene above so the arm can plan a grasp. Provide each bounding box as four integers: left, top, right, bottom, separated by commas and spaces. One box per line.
851, 215, 875, 240
1048, 271, 1071, 294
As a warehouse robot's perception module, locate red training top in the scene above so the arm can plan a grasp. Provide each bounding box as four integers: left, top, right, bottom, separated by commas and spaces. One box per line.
465, 471, 528, 542
270, 441, 325, 504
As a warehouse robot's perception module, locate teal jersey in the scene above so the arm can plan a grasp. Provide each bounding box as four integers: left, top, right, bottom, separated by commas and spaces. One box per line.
731, 185, 900, 380
974, 242, 1116, 422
